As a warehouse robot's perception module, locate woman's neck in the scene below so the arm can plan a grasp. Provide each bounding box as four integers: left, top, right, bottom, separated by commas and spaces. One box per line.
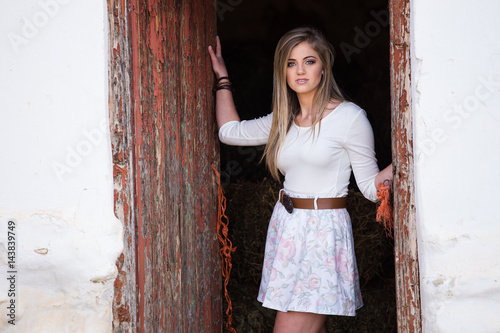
296, 92, 316, 120
294, 97, 342, 127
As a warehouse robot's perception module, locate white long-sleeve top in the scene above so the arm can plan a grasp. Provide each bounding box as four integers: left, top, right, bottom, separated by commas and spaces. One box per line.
218, 101, 380, 202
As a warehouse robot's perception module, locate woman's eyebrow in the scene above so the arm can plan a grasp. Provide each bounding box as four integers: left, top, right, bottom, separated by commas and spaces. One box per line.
288, 55, 317, 61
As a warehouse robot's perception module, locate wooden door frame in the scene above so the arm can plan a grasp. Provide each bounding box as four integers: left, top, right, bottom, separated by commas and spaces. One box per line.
108, 0, 422, 331
108, 1, 220, 332
108, 0, 137, 331
390, 0, 422, 331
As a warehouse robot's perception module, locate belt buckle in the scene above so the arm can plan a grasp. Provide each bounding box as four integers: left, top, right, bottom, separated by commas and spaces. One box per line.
282, 193, 294, 214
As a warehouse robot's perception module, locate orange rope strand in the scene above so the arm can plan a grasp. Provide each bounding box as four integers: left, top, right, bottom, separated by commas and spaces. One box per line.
376, 182, 394, 238
212, 166, 237, 333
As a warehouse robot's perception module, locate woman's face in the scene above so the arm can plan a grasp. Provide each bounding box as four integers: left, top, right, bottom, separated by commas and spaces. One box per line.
286, 42, 323, 97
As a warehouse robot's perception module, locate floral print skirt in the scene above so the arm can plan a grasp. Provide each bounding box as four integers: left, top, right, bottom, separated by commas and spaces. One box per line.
257, 191, 363, 316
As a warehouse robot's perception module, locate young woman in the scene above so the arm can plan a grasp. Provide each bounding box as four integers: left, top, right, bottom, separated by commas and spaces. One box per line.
208, 27, 393, 333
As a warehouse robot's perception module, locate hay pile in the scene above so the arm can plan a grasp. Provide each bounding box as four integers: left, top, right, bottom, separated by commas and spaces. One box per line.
223, 179, 396, 333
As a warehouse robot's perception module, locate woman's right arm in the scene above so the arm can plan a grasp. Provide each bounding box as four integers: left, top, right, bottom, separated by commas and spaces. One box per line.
208, 36, 240, 129
208, 36, 271, 146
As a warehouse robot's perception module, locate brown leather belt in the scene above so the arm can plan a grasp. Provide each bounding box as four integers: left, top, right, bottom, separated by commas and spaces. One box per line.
279, 191, 347, 213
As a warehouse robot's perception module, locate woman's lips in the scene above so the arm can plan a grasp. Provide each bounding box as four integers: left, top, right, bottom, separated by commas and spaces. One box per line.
295, 79, 309, 84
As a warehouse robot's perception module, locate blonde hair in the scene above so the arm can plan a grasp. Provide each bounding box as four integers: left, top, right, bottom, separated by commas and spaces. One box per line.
263, 26, 345, 180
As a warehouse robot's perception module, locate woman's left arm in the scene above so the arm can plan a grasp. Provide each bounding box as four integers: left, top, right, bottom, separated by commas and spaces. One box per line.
344, 107, 392, 202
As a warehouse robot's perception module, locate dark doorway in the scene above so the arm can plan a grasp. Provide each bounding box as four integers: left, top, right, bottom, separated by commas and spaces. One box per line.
217, 0, 396, 332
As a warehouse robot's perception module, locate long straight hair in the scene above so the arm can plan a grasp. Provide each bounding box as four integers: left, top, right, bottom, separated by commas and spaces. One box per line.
263, 27, 346, 180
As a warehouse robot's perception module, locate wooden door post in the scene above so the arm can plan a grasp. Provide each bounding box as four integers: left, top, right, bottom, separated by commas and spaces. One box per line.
109, 0, 221, 332
389, 0, 422, 331
108, 0, 137, 331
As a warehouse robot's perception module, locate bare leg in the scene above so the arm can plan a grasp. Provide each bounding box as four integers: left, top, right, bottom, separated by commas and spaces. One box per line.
273, 311, 327, 333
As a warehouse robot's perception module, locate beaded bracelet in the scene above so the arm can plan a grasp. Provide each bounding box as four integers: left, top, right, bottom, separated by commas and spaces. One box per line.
215, 77, 232, 92
216, 85, 232, 92
216, 76, 229, 83
216, 80, 232, 88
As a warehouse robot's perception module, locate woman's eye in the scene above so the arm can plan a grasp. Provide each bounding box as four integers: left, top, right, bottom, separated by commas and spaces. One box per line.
287, 62, 296, 67
306, 60, 316, 65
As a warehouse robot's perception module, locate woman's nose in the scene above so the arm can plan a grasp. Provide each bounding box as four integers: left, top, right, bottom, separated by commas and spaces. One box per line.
297, 64, 305, 74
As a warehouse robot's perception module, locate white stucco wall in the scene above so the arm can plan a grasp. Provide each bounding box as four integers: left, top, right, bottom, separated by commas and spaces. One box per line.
412, 0, 500, 331
0, 0, 123, 332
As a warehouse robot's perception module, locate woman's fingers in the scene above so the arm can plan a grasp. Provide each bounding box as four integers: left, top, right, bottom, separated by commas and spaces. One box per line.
208, 36, 221, 58
208, 45, 216, 61
208, 37, 222, 63
216, 36, 222, 57
208, 36, 229, 78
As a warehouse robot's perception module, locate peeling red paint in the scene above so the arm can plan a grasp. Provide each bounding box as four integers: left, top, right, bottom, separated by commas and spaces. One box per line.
108, 0, 138, 332
110, 1, 222, 332
117, 304, 131, 323
390, 0, 422, 331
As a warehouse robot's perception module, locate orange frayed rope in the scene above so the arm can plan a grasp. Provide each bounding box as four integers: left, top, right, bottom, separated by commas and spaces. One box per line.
212, 166, 237, 333
376, 180, 394, 238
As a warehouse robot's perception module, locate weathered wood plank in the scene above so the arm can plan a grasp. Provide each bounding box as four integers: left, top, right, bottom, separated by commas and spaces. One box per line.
108, 0, 138, 331
389, 0, 422, 331
127, 0, 221, 332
